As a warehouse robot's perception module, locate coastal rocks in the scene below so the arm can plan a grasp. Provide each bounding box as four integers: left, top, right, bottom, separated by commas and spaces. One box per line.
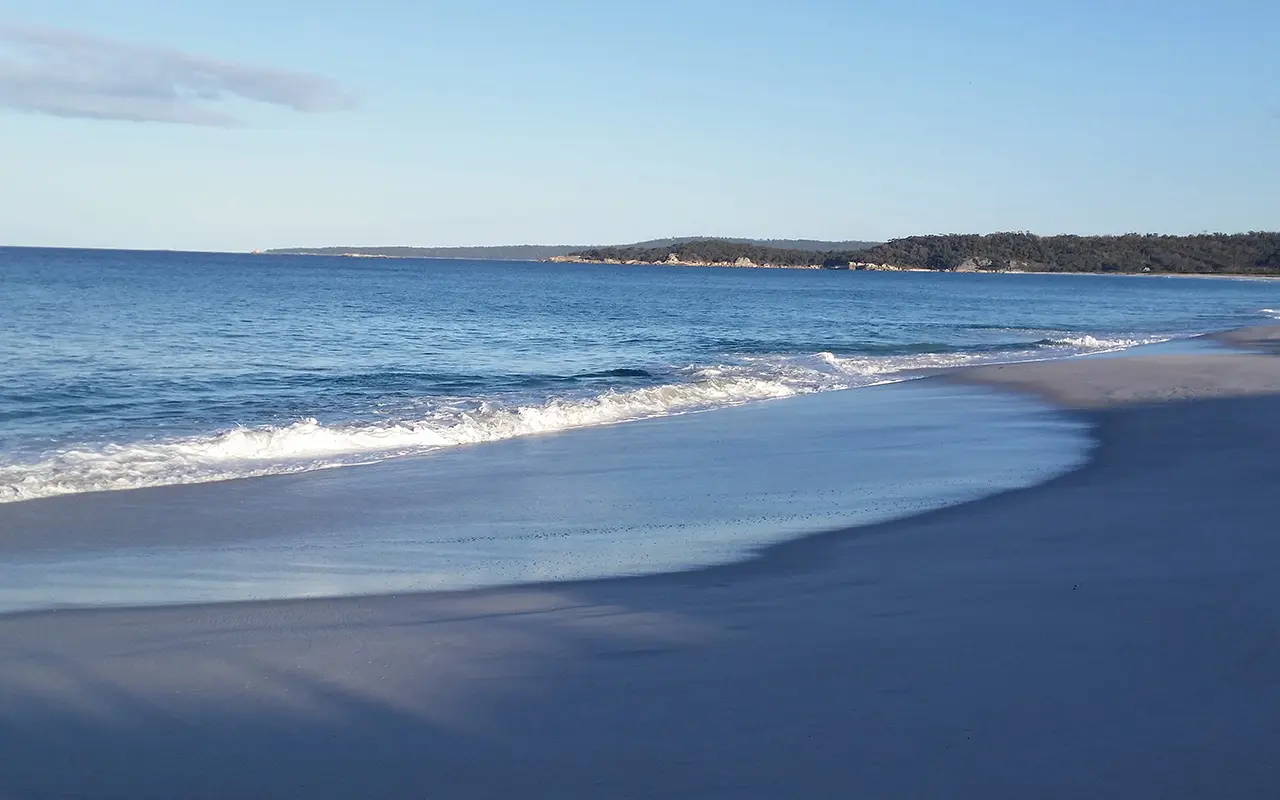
834, 262, 909, 271
952, 257, 1039, 272
955, 257, 992, 273
549, 255, 820, 269
667, 254, 757, 268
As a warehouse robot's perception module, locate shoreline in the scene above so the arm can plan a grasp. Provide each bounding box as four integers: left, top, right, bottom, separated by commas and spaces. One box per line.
0, 327, 1195, 509
2, 328, 1280, 796
0, 328, 1255, 515
263, 250, 1280, 278
1, 327, 1269, 616
0, 381, 1088, 613
554, 258, 1280, 278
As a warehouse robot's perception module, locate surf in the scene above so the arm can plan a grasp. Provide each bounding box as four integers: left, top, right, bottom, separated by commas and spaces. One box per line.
0, 333, 1173, 503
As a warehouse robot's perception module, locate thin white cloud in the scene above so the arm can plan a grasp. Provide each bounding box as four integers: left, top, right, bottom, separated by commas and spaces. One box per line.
0, 24, 356, 125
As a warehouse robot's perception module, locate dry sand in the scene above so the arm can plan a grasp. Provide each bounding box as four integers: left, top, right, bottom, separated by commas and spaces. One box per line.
2, 333, 1280, 798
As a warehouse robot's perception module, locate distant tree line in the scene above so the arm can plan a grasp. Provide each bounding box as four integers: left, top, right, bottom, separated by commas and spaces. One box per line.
572, 232, 1280, 274
266, 237, 878, 261
848, 232, 1280, 274
274, 233, 1280, 274
572, 240, 866, 266
624, 236, 879, 253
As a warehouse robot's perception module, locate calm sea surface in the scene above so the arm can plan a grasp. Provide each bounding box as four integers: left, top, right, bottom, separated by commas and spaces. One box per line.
2, 247, 1278, 503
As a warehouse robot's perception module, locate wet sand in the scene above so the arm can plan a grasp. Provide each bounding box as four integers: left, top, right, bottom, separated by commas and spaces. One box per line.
2, 332, 1280, 798
1214, 323, 1280, 355
0, 382, 1085, 612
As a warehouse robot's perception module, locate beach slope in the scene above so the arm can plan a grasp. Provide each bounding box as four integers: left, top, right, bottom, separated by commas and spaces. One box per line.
2, 338, 1280, 798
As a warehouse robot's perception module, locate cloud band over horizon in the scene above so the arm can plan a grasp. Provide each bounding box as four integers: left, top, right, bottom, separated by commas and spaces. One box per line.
0, 24, 356, 125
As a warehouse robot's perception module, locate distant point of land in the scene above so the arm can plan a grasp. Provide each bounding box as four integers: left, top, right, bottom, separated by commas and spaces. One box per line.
260, 237, 879, 263
263, 232, 1280, 276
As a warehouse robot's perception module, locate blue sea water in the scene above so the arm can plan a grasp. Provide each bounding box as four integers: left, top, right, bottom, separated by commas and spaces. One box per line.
2, 246, 1278, 504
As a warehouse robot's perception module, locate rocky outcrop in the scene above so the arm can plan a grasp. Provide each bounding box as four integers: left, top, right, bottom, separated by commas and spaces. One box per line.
835, 262, 915, 271
954, 257, 991, 272
548, 255, 821, 269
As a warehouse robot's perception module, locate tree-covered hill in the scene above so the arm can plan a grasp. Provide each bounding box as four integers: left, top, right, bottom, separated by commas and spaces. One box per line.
567, 239, 871, 266
852, 232, 1280, 274
625, 236, 879, 253
268, 232, 1280, 274
263, 237, 877, 261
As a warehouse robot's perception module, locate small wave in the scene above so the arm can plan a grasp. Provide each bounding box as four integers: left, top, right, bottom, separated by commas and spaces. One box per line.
1261, 308, 1280, 319
1037, 334, 1170, 352
575, 368, 655, 379
0, 332, 1171, 503
0, 373, 806, 503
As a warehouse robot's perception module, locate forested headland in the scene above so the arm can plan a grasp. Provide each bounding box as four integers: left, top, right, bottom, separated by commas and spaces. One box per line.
266, 232, 1280, 274
848, 232, 1280, 274
563, 232, 1280, 274
561, 239, 861, 267
262, 237, 876, 262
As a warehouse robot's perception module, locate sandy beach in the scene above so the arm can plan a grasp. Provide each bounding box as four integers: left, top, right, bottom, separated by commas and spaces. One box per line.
3, 330, 1280, 798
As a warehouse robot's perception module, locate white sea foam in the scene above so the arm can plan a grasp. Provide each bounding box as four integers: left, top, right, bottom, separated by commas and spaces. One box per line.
1261, 308, 1280, 319
0, 373, 810, 503
0, 334, 1170, 503
1043, 334, 1170, 351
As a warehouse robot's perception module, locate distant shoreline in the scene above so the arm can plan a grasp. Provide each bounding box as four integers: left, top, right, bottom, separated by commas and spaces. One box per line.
258, 250, 534, 263
259, 237, 878, 263
563, 231, 1280, 276
260, 231, 1280, 276
255, 250, 1280, 278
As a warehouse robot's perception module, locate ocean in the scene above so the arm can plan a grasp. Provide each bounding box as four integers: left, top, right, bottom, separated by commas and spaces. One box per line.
4, 247, 1277, 502
1, 247, 1278, 609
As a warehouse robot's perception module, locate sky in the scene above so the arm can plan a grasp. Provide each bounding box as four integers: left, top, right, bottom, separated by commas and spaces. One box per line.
0, 0, 1276, 251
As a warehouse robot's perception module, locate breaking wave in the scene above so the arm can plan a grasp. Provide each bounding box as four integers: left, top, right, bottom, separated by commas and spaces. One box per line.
0, 332, 1171, 503
1039, 334, 1169, 351
1261, 308, 1280, 319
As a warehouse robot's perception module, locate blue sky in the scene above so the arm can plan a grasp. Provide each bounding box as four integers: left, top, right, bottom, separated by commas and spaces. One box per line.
0, 0, 1276, 251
